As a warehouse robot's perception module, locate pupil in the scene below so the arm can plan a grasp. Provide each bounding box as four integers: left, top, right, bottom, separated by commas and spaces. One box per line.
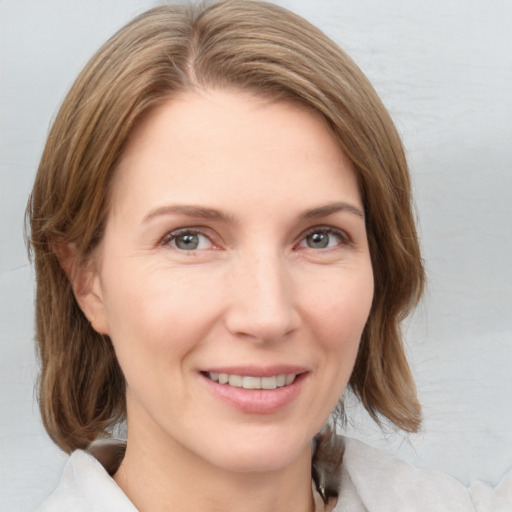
176, 234, 199, 250
308, 232, 328, 248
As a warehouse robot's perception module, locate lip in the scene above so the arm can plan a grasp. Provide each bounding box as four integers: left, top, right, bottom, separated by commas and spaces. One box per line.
199, 366, 308, 414
201, 365, 308, 378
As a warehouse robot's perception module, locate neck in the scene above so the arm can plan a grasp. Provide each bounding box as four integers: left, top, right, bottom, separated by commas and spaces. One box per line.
114, 421, 315, 512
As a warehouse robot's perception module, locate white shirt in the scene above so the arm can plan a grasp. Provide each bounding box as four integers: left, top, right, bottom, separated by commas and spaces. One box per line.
37, 436, 512, 512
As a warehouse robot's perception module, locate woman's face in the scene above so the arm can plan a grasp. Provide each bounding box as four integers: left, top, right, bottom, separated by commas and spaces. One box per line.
84, 90, 374, 473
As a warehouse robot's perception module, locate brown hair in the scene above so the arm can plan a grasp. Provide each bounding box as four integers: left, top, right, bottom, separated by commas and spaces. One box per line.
27, 0, 424, 456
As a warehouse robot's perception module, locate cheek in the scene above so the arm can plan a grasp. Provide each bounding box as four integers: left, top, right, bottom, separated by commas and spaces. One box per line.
302, 264, 373, 392
295, 265, 373, 429
98, 264, 224, 413
98, 261, 224, 368
301, 265, 374, 350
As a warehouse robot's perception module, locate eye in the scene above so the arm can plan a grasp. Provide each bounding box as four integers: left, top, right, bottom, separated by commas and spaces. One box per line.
298, 227, 348, 250
163, 229, 213, 251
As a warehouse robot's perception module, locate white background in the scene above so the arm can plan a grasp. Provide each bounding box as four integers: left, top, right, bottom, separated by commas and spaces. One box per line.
1, 0, 511, 510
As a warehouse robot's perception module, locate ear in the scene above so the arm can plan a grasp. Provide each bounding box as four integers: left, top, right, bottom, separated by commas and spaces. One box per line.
53, 242, 110, 336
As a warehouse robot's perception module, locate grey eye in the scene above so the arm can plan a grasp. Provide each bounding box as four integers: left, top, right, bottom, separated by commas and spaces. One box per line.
175, 233, 200, 250
301, 229, 344, 249
166, 231, 213, 251
306, 231, 330, 249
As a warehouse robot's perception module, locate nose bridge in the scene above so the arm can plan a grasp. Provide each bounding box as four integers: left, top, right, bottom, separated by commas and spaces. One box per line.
225, 246, 298, 341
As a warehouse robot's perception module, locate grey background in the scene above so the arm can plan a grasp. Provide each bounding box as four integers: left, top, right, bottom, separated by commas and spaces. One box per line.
1, 0, 511, 509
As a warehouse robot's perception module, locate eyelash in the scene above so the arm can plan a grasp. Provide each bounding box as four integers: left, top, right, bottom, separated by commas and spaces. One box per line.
160, 226, 351, 252
297, 226, 351, 250
161, 228, 215, 252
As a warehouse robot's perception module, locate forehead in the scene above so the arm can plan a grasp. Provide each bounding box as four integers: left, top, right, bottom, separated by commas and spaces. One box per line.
109, 89, 361, 219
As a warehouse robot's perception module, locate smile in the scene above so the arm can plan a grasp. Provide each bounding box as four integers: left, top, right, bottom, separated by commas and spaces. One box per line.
205, 372, 297, 390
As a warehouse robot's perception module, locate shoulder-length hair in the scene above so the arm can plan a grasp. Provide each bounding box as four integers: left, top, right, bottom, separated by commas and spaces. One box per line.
27, 0, 424, 454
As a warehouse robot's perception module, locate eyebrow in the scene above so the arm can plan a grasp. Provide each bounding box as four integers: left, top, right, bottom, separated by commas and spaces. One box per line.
142, 201, 364, 224
301, 202, 365, 220
143, 204, 234, 224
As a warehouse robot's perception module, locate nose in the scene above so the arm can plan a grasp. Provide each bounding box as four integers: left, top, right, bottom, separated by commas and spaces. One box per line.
224, 250, 300, 342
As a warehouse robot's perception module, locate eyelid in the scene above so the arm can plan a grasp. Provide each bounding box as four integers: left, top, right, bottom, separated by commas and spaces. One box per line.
159, 225, 352, 251
296, 225, 352, 248
160, 227, 218, 250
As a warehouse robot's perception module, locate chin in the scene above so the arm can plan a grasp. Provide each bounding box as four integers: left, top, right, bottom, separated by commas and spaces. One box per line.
198, 428, 313, 474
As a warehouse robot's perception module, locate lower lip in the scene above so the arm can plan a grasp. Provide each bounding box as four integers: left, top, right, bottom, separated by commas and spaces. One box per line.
200, 373, 306, 414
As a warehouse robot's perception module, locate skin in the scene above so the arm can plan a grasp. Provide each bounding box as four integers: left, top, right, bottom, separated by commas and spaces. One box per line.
77, 89, 374, 512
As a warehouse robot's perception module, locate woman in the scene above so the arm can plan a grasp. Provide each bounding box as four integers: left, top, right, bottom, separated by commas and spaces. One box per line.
27, 1, 508, 511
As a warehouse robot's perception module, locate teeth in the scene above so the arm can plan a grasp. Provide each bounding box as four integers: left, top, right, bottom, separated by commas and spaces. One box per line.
206, 372, 297, 389
261, 376, 277, 390
285, 374, 295, 385
228, 375, 242, 387
243, 376, 261, 389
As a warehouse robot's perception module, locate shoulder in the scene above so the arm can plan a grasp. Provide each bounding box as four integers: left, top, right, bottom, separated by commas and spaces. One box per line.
334, 436, 512, 512
36, 445, 136, 512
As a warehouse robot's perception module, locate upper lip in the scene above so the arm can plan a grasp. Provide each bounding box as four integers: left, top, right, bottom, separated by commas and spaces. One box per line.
200, 365, 309, 377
